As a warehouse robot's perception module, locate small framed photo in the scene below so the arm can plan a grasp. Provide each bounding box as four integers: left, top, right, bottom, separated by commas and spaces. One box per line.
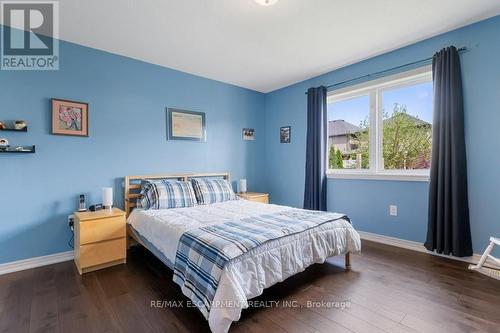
167, 107, 206, 142
51, 99, 88, 136
280, 126, 291, 143
242, 128, 255, 141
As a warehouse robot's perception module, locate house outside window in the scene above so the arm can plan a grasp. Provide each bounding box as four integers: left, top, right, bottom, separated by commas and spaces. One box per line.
327, 66, 433, 181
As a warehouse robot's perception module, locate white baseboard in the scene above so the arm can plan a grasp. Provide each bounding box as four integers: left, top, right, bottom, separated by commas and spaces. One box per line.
358, 231, 484, 266
0, 251, 74, 275
0, 232, 493, 275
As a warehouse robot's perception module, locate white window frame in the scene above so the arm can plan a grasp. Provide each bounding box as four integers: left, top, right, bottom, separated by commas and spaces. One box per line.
327, 66, 432, 182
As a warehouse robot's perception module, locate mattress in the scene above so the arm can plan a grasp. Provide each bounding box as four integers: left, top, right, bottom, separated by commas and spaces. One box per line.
129, 224, 174, 269
127, 200, 361, 333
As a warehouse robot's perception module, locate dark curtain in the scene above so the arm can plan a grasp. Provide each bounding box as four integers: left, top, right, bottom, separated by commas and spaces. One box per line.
303, 86, 327, 211
425, 46, 472, 257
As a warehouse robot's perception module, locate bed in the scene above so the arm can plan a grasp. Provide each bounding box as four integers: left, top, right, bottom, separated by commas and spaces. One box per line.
124, 173, 361, 333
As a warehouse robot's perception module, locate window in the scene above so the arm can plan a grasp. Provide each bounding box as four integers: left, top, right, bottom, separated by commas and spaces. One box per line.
328, 94, 370, 170
327, 66, 433, 181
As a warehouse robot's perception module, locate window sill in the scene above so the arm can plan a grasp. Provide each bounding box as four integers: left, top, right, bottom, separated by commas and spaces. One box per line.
327, 171, 429, 182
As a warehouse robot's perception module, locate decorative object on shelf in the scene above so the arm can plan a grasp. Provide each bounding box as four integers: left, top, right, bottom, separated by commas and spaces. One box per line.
280, 126, 291, 143
52, 98, 89, 136
14, 146, 35, 153
167, 107, 206, 142
14, 120, 27, 130
0, 138, 8, 151
102, 187, 113, 210
0, 122, 5, 130
239, 179, 247, 194
242, 128, 255, 141
14, 146, 33, 152
16, 146, 33, 152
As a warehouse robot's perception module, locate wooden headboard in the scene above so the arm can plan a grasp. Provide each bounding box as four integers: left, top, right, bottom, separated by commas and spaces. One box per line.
124, 172, 230, 216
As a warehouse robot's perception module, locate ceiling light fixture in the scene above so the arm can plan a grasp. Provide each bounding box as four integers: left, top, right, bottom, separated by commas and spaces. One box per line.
254, 0, 279, 6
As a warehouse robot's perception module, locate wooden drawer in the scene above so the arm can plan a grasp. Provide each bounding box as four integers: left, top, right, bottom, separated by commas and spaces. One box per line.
79, 238, 126, 269
79, 216, 125, 245
238, 193, 269, 204
251, 196, 269, 204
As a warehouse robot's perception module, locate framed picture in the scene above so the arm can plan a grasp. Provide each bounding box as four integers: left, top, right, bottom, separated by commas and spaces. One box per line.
280, 126, 291, 143
51, 99, 88, 136
242, 128, 255, 141
167, 108, 206, 142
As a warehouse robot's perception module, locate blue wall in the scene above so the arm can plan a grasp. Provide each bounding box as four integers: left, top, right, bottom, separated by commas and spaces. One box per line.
0, 39, 266, 264
264, 16, 500, 254
2, 16, 500, 265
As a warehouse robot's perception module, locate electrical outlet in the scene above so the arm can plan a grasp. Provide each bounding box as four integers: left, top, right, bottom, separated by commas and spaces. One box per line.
68, 214, 75, 229
389, 205, 398, 216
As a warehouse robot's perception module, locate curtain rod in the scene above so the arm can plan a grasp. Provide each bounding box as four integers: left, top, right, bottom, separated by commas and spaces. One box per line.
305, 47, 468, 94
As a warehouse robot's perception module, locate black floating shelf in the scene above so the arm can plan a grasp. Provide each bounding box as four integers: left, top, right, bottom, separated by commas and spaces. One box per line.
0, 127, 28, 132
0, 145, 35, 153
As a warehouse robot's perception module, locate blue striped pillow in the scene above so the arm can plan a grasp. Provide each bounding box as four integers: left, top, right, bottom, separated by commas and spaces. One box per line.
138, 179, 198, 210
191, 178, 237, 205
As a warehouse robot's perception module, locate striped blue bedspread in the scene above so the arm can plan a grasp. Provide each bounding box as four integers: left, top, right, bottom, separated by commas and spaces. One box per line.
172, 209, 347, 318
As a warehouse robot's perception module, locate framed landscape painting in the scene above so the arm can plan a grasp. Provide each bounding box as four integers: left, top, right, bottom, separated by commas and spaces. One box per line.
51, 99, 88, 136
167, 108, 206, 142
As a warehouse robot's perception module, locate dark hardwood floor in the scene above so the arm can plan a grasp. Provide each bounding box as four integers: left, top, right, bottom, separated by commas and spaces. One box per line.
1, 240, 500, 333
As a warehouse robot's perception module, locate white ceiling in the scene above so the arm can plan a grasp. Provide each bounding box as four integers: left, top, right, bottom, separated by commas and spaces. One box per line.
8, 0, 500, 92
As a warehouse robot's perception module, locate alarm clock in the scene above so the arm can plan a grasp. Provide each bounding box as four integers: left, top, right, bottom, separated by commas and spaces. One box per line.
89, 204, 103, 212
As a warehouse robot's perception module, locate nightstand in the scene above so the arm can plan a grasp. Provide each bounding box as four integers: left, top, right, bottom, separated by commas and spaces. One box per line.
74, 208, 126, 274
237, 192, 269, 204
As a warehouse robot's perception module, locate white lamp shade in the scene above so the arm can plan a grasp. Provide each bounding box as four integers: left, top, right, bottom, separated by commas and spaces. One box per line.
239, 179, 247, 193
102, 187, 113, 208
